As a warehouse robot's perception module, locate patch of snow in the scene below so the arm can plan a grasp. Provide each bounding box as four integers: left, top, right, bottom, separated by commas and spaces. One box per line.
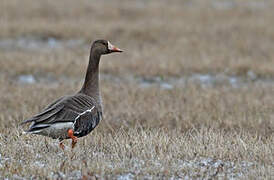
160, 82, 173, 90
33, 161, 45, 168
18, 75, 36, 84
67, 170, 82, 179
117, 173, 134, 180
50, 172, 66, 179
11, 174, 26, 180
192, 74, 213, 85
247, 70, 257, 81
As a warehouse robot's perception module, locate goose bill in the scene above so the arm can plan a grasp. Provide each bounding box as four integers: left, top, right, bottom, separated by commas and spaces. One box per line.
108, 41, 123, 52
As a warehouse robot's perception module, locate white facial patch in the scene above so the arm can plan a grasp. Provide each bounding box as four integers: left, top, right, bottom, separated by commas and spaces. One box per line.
108, 41, 114, 50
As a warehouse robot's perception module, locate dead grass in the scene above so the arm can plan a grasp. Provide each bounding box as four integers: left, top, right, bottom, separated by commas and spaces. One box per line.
1, 127, 273, 178
0, 0, 274, 179
0, 76, 273, 178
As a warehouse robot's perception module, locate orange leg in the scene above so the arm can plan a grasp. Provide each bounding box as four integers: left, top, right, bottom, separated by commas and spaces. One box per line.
59, 141, 65, 150
68, 129, 78, 149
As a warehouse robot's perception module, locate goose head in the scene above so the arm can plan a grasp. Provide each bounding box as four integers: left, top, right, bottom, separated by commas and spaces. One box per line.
91, 40, 123, 55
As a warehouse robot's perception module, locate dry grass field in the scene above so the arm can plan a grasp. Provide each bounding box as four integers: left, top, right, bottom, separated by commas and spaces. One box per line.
0, 0, 274, 179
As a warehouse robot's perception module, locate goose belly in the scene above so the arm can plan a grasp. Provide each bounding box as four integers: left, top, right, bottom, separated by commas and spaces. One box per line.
33, 122, 74, 140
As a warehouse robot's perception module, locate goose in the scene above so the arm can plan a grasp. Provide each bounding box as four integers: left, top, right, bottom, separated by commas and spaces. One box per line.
21, 40, 123, 149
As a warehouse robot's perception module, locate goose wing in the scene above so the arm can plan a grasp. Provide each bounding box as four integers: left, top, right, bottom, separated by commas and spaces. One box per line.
22, 93, 101, 136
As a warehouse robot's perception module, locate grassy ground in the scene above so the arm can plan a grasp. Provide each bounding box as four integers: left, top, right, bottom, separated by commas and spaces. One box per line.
0, 0, 274, 179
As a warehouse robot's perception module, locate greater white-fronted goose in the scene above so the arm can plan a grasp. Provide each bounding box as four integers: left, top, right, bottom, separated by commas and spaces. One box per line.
21, 40, 123, 149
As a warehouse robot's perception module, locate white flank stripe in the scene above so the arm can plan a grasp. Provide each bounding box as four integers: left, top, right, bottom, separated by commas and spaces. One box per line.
73, 106, 95, 127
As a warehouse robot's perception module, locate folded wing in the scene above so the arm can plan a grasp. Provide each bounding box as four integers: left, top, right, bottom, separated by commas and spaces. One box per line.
22, 94, 101, 138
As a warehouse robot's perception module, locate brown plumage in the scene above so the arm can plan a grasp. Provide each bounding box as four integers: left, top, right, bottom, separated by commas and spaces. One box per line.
21, 40, 123, 149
